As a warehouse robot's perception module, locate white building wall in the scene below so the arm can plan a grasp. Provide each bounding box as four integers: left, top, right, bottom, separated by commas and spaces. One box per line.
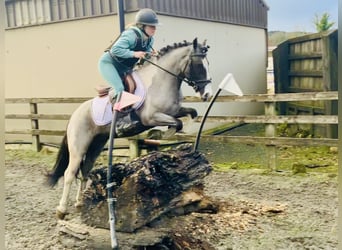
5, 15, 121, 98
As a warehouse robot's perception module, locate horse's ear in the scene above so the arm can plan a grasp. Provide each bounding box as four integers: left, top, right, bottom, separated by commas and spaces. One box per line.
202, 39, 210, 52
193, 38, 198, 49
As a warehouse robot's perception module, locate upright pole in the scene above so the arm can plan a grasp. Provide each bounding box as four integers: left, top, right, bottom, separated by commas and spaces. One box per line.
193, 73, 243, 152
107, 92, 122, 249
117, 0, 125, 33
107, 2, 124, 248
264, 102, 276, 170
193, 88, 222, 152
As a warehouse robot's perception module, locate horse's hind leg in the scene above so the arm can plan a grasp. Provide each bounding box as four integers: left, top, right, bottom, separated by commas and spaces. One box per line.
75, 175, 87, 210
74, 155, 102, 210
56, 153, 83, 219
73, 157, 90, 210
74, 134, 109, 210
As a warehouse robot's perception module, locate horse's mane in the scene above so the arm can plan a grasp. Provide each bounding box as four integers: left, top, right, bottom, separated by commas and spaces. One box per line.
157, 40, 192, 58
136, 40, 192, 69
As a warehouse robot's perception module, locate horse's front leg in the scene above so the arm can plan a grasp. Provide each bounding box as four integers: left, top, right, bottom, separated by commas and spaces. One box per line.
148, 112, 183, 131
175, 107, 198, 119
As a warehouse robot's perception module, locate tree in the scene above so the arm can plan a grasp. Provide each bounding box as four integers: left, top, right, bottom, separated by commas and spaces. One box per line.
313, 12, 335, 32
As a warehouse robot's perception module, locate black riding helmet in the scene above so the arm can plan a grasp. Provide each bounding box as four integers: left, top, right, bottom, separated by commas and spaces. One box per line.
135, 8, 159, 26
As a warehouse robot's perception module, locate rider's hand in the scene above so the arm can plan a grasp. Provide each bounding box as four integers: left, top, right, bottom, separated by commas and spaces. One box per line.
151, 49, 159, 57
133, 51, 146, 59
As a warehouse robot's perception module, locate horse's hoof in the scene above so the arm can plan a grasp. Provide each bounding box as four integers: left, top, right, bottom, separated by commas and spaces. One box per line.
74, 202, 84, 212
147, 129, 163, 140
56, 209, 67, 220
162, 127, 177, 139
190, 110, 198, 119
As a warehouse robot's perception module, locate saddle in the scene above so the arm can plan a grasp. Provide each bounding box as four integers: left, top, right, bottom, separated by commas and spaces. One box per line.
95, 74, 137, 97
91, 72, 145, 129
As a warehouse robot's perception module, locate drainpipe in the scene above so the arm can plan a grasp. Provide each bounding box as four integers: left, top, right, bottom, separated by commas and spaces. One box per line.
117, 0, 125, 33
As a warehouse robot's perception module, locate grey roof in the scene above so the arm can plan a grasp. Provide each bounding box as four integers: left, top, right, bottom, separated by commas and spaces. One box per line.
5, 0, 268, 29
136, 0, 268, 29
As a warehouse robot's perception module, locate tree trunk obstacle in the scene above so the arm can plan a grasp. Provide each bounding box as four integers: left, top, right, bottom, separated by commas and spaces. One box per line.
58, 144, 218, 249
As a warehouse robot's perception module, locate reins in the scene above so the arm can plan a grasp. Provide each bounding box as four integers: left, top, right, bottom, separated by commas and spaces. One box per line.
142, 57, 185, 83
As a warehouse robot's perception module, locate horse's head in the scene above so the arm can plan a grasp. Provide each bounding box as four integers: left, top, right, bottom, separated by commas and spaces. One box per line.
184, 38, 212, 101
143, 38, 212, 101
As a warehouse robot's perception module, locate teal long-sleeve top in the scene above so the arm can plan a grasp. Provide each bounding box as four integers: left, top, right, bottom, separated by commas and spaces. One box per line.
110, 27, 154, 59
98, 26, 154, 95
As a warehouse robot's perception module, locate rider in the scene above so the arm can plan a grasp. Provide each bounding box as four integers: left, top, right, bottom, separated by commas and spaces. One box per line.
98, 8, 159, 135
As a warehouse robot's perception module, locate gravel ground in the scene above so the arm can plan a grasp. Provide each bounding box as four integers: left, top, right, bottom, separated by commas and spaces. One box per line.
5, 147, 338, 249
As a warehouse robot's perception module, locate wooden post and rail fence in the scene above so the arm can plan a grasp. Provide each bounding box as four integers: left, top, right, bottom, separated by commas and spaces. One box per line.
5, 91, 338, 170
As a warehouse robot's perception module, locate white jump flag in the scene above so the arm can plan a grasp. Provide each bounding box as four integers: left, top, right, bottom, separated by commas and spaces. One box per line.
218, 73, 243, 96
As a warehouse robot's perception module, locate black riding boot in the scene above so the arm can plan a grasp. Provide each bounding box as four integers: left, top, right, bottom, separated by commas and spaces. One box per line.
115, 112, 141, 137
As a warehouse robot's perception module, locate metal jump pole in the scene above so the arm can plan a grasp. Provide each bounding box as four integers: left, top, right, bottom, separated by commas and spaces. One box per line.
193, 87, 222, 152
193, 73, 243, 152
106, 2, 125, 248
107, 91, 122, 249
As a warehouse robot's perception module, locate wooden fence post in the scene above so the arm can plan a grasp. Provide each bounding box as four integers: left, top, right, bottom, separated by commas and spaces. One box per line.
128, 139, 140, 159
30, 102, 42, 152
264, 102, 276, 170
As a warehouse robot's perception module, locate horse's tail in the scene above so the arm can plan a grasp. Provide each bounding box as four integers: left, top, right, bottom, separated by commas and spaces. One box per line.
45, 134, 69, 187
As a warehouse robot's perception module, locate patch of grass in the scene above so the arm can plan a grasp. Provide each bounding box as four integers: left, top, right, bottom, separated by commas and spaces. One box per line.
276, 146, 338, 174
5, 143, 338, 177
210, 145, 338, 176
213, 162, 266, 172
5, 146, 58, 167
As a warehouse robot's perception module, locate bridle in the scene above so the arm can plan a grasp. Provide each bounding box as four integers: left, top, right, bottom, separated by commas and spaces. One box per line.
183, 50, 212, 91
142, 47, 211, 92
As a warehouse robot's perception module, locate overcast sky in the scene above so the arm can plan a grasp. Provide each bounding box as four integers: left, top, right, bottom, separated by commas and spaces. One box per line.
265, 0, 338, 32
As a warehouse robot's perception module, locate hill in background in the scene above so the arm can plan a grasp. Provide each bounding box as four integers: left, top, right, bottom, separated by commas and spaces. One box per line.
268, 31, 312, 46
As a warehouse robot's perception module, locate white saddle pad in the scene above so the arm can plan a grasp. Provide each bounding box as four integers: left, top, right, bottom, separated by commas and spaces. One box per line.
91, 71, 146, 126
